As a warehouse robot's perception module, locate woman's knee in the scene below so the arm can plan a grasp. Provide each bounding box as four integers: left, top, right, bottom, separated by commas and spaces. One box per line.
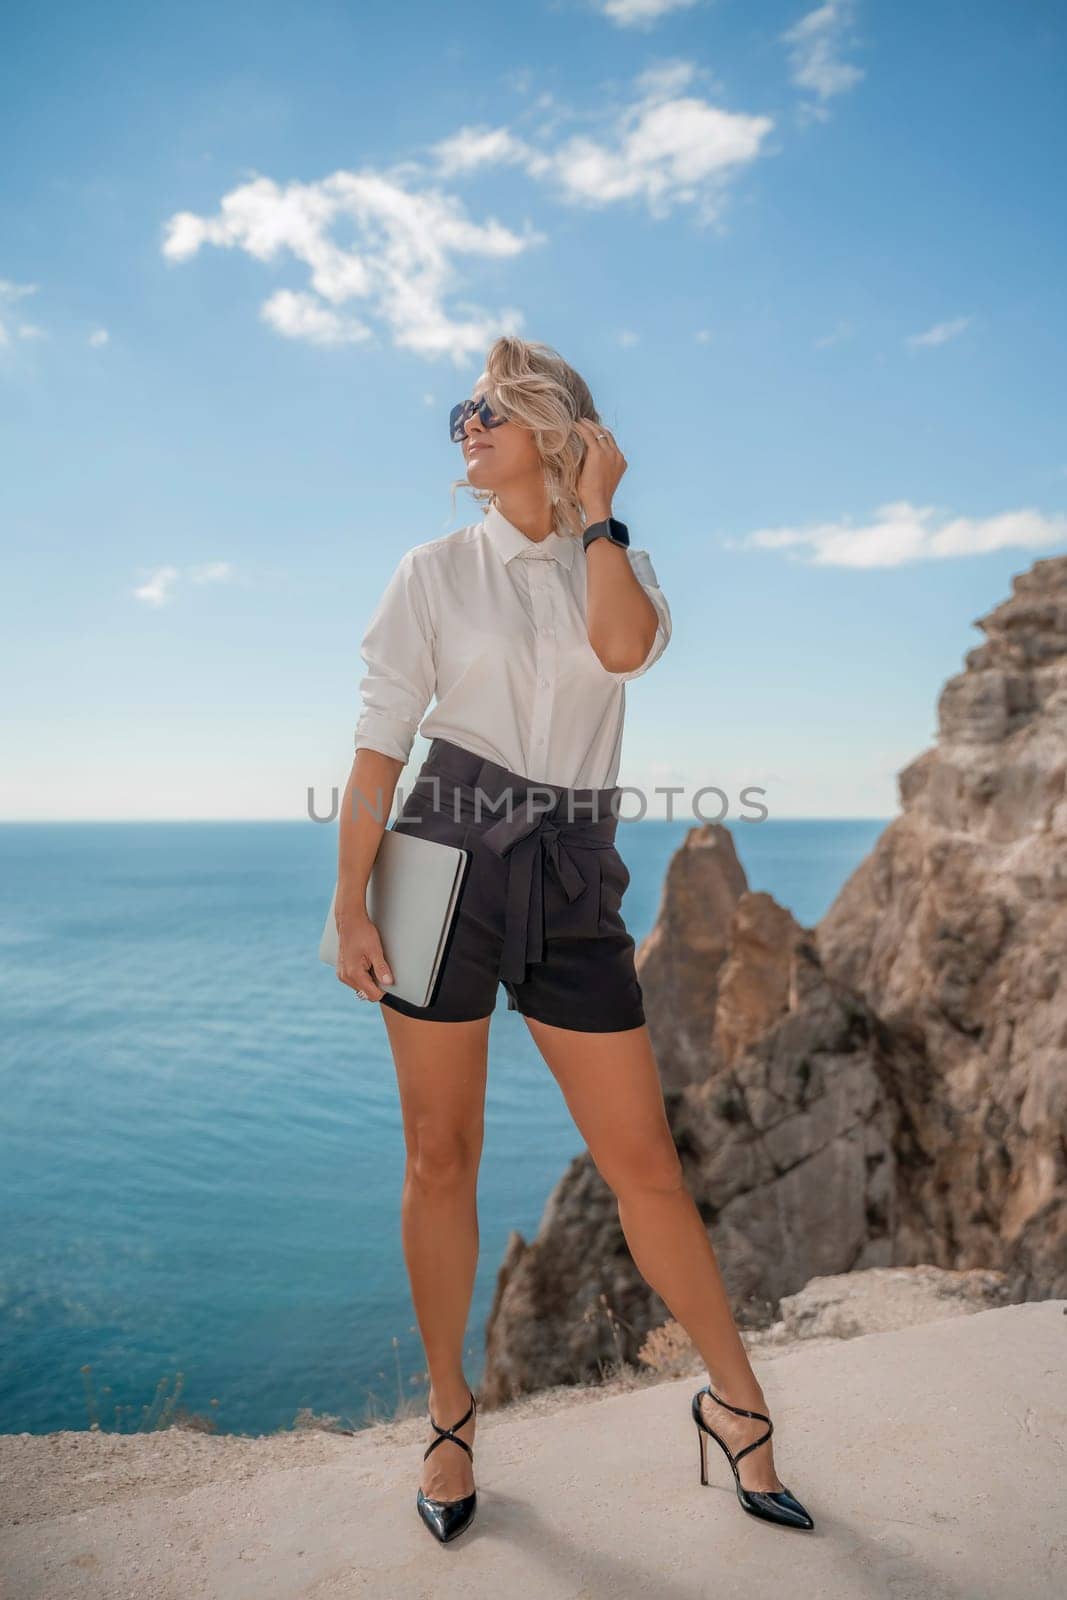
597, 1140, 685, 1198
406, 1124, 482, 1190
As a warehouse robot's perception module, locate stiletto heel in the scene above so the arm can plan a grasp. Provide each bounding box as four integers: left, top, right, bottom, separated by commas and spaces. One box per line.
416, 1388, 478, 1543
691, 1384, 814, 1530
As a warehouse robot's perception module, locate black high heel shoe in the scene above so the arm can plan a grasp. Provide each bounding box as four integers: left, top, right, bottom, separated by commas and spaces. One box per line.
415, 1389, 478, 1543
691, 1385, 814, 1530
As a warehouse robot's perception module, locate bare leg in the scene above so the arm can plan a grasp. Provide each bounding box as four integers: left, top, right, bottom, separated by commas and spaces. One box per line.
525, 1015, 786, 1493
382, 1006, 491, 1502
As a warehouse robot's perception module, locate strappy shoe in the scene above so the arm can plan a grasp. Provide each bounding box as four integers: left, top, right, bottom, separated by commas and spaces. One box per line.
691, 1384, 814, 1530
415, 1388, 478, 1543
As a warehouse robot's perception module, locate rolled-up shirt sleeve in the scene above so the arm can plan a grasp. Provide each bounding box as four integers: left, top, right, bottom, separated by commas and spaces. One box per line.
354, 550, 437, 764
609, 548, 672, 681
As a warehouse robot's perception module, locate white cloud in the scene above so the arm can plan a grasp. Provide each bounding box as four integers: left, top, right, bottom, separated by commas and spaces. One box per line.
16, 323, 47, 339
133, 566, 181, 606
617, 328, 640, 346
556, 103, 768, 217
88, 328, 110, 347
163, 68, 774, 351
162, 170, 543, 364
595, 0, 701, 28
0, 278, 40, 348
430, 63, 773, 225
634, 60, 700, 98
907, 316, 973, 348
431, 126, 534, 176
188, 562, 234, 584
734, 501, 1067, 568
133, 562, 236, 605
780, 1, 865, 118
260, 288, 372, 347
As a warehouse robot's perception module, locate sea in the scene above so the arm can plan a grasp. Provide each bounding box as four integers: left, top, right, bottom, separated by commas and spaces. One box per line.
0, 816, 886, 1437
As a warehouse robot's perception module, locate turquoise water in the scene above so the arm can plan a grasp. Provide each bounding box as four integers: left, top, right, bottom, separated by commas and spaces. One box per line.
0, 816, 886, 1436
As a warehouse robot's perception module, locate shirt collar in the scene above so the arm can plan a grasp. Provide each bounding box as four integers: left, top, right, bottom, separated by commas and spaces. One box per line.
483, 500, 576, 571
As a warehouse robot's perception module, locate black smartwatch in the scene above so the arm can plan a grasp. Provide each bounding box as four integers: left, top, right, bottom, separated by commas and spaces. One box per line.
582, 516, 630, 552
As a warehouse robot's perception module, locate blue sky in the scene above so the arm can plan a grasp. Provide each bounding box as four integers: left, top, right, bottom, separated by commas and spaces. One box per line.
2, 0, 1064, 821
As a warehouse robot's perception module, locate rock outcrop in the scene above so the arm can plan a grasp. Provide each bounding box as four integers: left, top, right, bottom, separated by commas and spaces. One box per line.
635, 826, 749, 1089
480, 554, 1067, 1406
815, 554, 1067, 1301
768, 1263, 1015, 1342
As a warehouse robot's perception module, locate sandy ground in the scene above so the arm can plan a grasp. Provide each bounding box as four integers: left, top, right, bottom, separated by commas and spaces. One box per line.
2, 1301, 1065, 1600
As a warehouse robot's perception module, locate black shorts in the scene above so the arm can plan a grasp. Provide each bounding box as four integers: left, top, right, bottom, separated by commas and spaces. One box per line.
377, 737, 646, 1032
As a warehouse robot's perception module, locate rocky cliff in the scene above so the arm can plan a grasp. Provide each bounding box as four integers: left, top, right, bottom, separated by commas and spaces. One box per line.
815, 552, 1067, 1300
480, 554, 1067, 1407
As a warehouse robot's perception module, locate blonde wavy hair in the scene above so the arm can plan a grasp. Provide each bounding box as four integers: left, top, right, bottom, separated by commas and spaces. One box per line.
448, 336, 602, 541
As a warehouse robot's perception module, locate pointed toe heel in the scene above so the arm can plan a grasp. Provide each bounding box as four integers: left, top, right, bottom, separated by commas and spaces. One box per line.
691, 1385, 814, 1531
416, 1389, 478, 1543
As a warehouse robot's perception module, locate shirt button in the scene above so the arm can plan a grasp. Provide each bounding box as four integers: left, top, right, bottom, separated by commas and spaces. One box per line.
539, 678, 549, 688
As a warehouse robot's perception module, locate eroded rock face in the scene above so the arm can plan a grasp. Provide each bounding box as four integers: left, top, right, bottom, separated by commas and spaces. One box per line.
480, 554, 1067, 1407
636, 826, 748, 1088
815, 554, 1067, 1302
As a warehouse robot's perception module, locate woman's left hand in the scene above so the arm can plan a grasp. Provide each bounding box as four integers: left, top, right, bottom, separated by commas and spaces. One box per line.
575, 417, 628, 522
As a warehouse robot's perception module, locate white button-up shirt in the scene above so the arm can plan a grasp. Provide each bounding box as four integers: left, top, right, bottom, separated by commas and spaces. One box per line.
354, 500, 672, 788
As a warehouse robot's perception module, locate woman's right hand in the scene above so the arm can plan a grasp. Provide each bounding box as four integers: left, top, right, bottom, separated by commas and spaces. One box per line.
335, 906, 394, 1000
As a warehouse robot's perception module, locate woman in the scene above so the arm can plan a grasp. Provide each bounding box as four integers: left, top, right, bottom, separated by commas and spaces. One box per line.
334, 336, 814, 1543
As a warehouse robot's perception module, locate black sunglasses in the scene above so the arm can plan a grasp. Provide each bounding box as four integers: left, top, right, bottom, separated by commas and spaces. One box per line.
449, 393, 508, 444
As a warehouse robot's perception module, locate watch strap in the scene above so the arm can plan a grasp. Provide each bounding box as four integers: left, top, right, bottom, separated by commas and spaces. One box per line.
582, 516, 630, 551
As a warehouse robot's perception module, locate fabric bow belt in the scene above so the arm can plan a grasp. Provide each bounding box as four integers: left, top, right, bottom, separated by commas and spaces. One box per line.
406, 747, 620, 986
481, 807, 614, 984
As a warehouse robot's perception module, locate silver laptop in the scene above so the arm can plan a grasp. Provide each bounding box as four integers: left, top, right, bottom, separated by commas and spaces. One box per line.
319, 827, 470, 1008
